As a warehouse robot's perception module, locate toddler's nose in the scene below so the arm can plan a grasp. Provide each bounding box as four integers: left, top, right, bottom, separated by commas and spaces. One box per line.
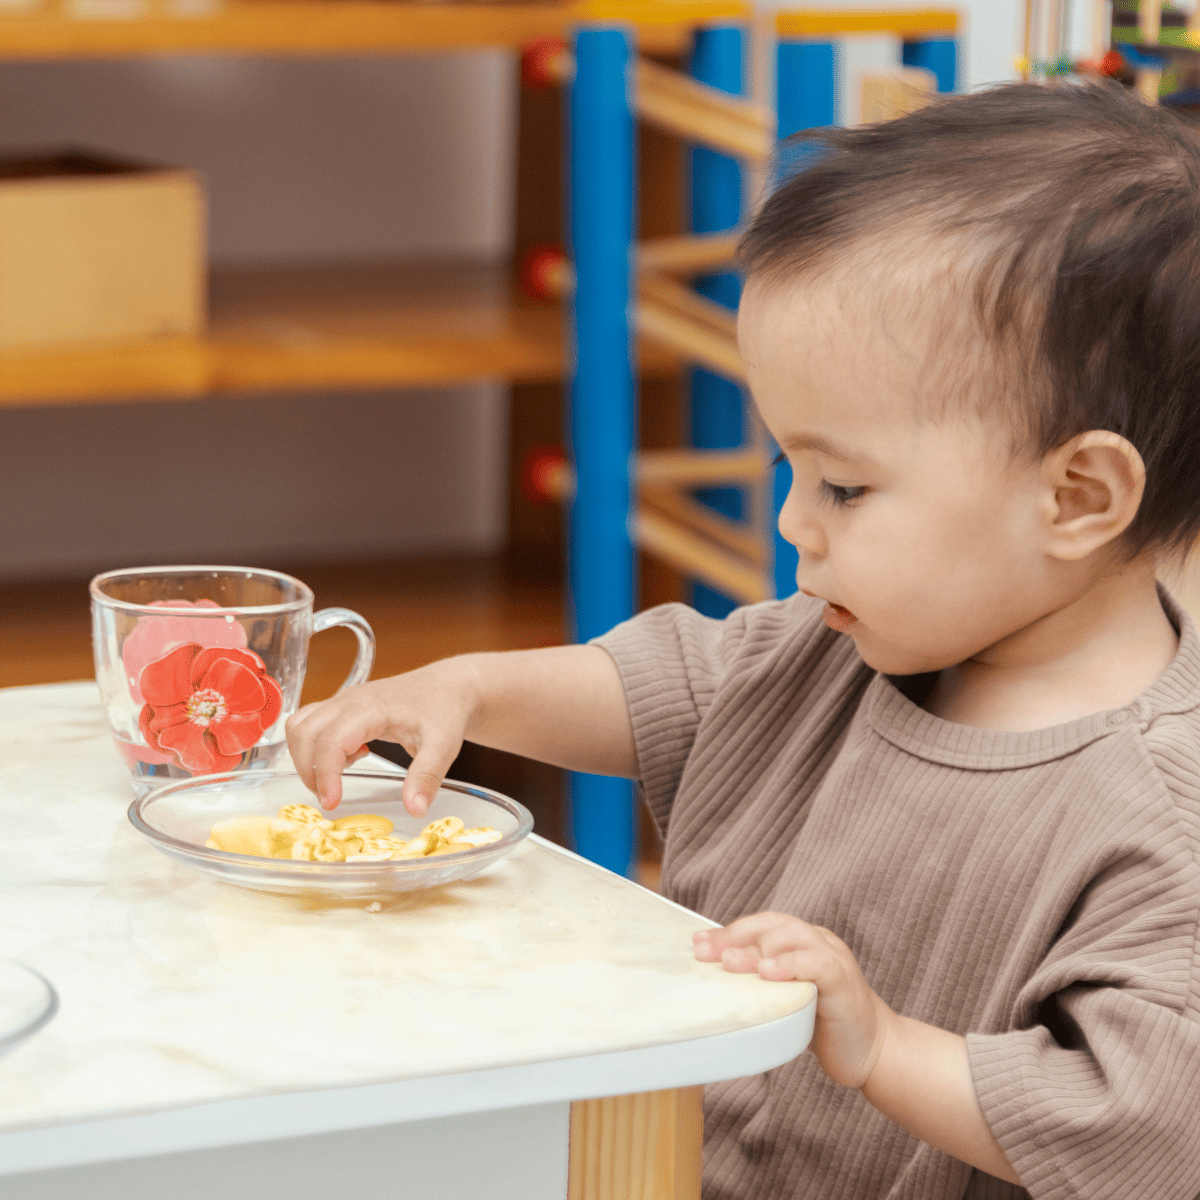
777, 494, 827, 559
780, 517, 826, 560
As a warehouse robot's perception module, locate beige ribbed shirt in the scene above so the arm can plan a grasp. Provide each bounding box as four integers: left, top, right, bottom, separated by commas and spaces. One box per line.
595, 589, 1200, 1200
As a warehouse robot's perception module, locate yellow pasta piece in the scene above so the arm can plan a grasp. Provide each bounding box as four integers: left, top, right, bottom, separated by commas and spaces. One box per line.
328, 830, 365, 856
391, 830, 437, 858
268, 820, 302, 860
290, 826, 344, 862
209, 817, 279, 858
353, 835, 408, 857
330, 813, 394, 838
276, 804, 332, 829
364, 834, 409, 851
455, 827, 503, 848
423, 816, 464, 842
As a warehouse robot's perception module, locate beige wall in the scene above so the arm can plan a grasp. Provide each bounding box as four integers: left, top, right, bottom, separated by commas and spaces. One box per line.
0, 52, 517, 265
0, 52, 517, 579
0, 386, 509, 578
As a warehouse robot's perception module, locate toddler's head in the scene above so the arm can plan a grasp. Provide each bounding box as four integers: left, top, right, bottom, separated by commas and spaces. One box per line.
738, 82, 1200, 675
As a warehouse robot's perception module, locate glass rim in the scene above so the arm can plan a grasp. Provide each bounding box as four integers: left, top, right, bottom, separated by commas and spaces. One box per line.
89, 565, 314, 617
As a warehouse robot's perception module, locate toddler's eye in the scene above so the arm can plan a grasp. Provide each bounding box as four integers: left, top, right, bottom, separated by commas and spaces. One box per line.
819, 480, 867, 507
771, 450, 787, 468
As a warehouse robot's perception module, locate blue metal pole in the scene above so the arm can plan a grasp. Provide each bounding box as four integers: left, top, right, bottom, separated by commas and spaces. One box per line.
902, 38, 958, 93
776, 39, 837, 137
567, 25, 638, 877
689, 24, 745, 620
770, 452, 797, 601
769, 38, 837, 601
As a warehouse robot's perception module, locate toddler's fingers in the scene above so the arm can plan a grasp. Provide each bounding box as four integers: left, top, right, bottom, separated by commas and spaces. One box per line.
310, 720, 382, 810
403, 731, 462, 816
718, 944, 763, 974
756, 951, 815, 982
756, 920, 825, 962
695, 912, 791, 955
284, 703, 325, 788
757, 931, 846, 992
288, 701, 325, 725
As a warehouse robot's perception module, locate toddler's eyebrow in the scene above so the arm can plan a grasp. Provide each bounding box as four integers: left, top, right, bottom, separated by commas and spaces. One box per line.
782, 435, 873, 466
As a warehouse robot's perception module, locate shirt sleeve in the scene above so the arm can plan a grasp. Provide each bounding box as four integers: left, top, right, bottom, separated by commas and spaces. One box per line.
967, 799, 1200, 1199
590, 601, 755, 836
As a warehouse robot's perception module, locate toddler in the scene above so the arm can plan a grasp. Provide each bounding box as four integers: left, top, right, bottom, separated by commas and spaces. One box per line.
288, 83, 1200, 1198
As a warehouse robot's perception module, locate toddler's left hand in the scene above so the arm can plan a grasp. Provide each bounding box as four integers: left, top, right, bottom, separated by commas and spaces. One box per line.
694, 912, 895, 1090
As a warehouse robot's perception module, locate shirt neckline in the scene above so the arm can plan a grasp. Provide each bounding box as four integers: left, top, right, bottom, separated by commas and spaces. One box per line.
864, 584, 1200, 769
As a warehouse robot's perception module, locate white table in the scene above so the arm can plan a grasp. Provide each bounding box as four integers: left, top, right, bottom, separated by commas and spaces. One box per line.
0, 682, 815, 1199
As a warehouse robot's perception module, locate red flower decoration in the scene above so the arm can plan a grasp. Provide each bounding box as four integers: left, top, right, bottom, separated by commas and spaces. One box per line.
122, 600, 249, 707
138, 644, 283, 774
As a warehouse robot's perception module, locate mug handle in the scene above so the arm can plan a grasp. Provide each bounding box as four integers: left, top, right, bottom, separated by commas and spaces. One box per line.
311, 607, 376, 692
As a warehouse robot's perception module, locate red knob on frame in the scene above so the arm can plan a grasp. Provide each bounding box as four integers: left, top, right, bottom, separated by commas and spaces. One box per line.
521, 446, 569, 503
521, 39, 571, 89
520, 245, 570, 302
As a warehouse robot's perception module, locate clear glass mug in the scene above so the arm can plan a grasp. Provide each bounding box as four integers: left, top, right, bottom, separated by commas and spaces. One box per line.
90, 566, 375, 792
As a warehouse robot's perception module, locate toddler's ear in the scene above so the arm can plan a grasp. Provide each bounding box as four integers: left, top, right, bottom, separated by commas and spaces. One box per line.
1040, 431, 1145, 561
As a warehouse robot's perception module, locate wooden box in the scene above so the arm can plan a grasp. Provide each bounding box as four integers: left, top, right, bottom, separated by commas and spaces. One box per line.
858, 67, 937, 126
0, 150, 205, 351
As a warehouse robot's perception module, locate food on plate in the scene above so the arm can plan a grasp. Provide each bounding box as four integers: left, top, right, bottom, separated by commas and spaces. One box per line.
277, 803, 331, 828
330, 813, 394, 838
205, 805, 501, 863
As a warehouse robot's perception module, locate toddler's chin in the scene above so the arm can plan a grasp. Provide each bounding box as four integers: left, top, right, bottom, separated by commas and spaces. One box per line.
846, 630, 943, 677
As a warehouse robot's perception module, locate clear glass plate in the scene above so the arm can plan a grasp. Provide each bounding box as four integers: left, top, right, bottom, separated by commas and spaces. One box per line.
0, 960, 57, 1057
129, 769, 534, 898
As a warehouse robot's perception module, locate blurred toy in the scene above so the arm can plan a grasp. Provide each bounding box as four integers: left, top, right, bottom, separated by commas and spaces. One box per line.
1023, 1, 1200, 104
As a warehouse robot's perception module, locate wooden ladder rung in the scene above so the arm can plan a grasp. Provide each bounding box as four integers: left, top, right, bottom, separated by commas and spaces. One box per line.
636, 60, 773, 162
637, 298, 744, 383
538, 450, 767, 502
637, 506, 767, 605
535, 49, 774, 162
639, 448, 766, 487
642, 483, 765, 565
529, 235, 744, 304
636, 57, 771, 131
639, 232, 741, 277
639, 272, 737, 340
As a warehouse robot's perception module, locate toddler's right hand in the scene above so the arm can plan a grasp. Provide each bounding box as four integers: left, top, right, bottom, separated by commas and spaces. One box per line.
285, 658, 482, 815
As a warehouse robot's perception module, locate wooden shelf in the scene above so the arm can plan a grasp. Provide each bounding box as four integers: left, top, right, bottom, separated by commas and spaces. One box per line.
0, 0, 741, 60
0, 259, 679, 406
775, 8, 956, 38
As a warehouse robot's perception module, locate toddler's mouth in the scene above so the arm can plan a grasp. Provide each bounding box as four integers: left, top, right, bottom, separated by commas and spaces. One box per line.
821, 602, 857, 633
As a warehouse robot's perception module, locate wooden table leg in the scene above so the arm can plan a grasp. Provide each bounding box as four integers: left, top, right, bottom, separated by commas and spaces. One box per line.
568, 1085, 703, 1200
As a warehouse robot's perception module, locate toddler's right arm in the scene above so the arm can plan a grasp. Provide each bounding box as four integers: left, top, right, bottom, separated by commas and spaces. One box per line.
286, 645, 635, 814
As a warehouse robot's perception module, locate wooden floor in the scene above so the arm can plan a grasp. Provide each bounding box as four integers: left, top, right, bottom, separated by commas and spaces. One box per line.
0, 553, 664, 881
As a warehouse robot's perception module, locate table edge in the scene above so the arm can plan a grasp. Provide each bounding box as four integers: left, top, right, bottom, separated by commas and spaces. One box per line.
0, 999, 814, 1175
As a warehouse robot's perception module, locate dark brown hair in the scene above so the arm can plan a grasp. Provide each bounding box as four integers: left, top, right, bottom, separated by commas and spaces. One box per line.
740, 82, 1200, 557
